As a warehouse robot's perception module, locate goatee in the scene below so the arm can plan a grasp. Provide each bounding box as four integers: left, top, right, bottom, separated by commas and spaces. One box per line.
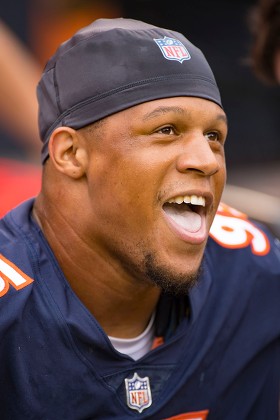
144, 253, 204, 296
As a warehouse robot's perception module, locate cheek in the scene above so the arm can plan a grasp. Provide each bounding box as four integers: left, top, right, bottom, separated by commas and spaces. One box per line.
219, 162, 227, 186
87, 155, 155, 225
211, 158, 226, 209
216, 153, 227, 184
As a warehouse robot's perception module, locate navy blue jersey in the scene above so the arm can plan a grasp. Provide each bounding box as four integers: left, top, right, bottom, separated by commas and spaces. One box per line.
0, 199, 279, 419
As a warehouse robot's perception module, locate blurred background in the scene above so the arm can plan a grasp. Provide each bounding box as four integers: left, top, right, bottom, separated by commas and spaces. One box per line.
0, 0, 279, 235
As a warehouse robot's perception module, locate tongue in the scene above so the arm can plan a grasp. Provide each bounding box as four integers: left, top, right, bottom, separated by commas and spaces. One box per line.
164, 205, 202, 233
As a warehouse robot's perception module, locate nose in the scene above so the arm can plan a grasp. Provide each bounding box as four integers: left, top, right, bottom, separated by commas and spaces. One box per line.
176, 135, 220, 177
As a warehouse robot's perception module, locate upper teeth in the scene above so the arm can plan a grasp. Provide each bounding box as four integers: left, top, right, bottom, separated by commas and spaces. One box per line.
168, 195, 206, 207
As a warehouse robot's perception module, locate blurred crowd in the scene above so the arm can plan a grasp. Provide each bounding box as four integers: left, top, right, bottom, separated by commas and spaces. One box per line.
0, 0, 122, 217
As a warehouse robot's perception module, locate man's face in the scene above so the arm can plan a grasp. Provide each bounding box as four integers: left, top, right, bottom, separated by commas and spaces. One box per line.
82, 97, 227, 293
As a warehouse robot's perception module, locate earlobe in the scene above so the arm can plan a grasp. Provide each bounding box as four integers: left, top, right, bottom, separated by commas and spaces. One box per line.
48, 127, 86, 178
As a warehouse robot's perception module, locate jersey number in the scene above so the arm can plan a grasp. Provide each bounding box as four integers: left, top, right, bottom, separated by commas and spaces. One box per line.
210, 203, 270, 256
165, 410, 209, 419
0, 254, 34, 297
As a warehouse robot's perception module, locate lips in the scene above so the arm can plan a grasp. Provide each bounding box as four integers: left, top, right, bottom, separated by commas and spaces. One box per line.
162, 194, 209, 244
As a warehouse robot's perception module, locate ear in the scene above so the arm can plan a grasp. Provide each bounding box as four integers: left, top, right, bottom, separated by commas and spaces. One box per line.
48, 127, 87, 178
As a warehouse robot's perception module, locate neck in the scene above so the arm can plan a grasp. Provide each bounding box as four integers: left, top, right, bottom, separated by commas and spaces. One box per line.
33, 194, 161, 338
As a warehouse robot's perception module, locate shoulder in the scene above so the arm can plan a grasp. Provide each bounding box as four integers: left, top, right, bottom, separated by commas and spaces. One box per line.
209, 203, 279, 260
209, 203, 274, 257
0, 200, 37, 304
207, 202, 280, 286
203, 203, 280, 341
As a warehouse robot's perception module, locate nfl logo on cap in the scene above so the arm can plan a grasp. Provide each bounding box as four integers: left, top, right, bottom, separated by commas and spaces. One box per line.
125, 372, 152, 413
154, 36, 191, 63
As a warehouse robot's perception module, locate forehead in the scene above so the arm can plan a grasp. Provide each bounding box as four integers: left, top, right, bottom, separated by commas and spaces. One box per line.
106, 96, 227, 126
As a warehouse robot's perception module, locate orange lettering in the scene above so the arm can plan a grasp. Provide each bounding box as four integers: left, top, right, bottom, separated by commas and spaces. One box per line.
0, 254, 34, 297
165, 409, 209, 420
210, 203, 270, 256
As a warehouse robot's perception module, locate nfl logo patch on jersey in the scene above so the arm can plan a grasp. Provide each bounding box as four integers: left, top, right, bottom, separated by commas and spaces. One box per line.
154, 36, 191, 63
125, 372, 152, 413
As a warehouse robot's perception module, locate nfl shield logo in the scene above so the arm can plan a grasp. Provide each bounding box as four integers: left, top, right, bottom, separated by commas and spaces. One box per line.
125, 372, 152, 413
154, 36, 191, 63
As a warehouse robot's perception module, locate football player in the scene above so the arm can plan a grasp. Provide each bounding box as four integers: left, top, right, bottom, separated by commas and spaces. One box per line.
0, 18, 279, 419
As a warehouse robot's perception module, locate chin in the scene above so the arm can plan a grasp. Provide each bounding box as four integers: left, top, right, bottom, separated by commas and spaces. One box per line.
144, 252, 204, 296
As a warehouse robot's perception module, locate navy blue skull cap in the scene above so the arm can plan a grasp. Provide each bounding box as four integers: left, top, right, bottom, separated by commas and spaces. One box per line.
37, 17, 223, 163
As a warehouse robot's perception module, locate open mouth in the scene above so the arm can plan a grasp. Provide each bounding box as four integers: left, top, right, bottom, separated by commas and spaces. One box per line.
162, 195, 206, 234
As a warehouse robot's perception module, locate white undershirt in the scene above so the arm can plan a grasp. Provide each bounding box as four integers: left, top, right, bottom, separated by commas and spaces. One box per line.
109, 313, 155, 361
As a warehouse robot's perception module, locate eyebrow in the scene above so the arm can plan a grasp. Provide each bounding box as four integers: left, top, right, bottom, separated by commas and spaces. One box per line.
142, 105, 228, 126
216, 113, 228, 125
142, 106, 186, 121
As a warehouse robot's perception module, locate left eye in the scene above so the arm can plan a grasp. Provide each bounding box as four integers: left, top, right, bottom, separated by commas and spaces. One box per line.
157, 126, 175, 135
205, 131, 219, 142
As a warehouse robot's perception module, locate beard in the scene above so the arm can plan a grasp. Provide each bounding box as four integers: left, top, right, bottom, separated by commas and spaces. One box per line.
107, 235, 205, 296
143, 252, 204, 296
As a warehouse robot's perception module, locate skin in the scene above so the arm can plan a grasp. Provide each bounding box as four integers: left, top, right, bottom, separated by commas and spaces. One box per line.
33, 96, 228, 338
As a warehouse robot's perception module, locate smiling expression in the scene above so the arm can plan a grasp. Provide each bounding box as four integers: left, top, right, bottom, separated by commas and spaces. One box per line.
80, 96, 228, 292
